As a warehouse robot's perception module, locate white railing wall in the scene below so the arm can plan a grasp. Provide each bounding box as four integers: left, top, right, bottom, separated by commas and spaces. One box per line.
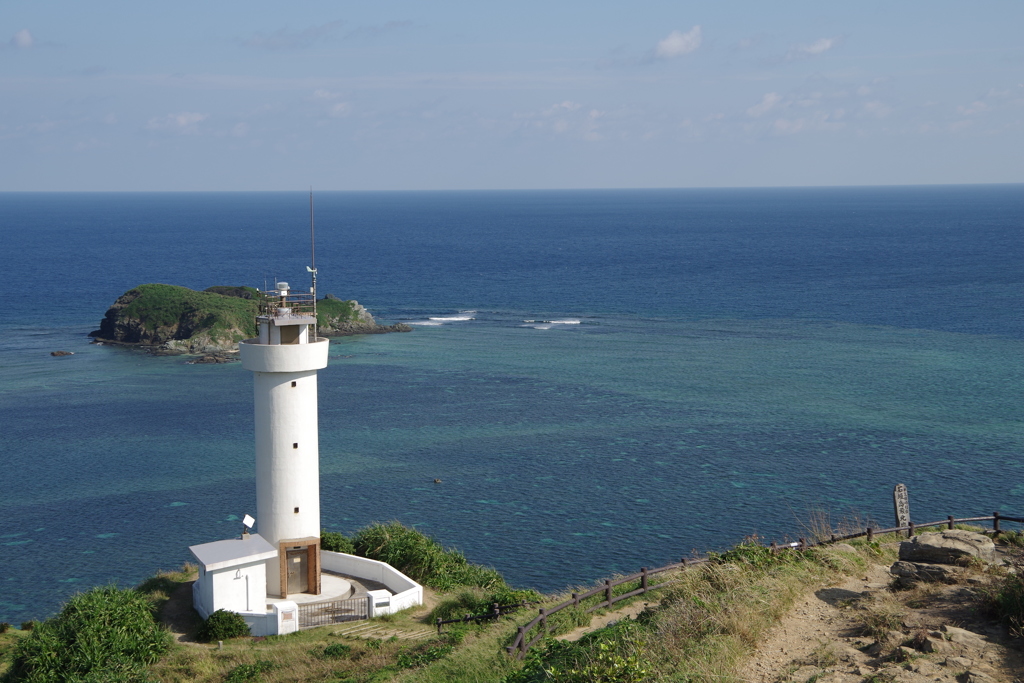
320, 551, 423, 615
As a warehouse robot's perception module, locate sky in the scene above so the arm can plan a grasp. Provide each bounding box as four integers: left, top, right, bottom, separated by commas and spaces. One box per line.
3, 1, 1024, 191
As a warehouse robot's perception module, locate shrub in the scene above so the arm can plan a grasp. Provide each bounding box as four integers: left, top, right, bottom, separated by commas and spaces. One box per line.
396, 643, 454, 669
321, 530, 355, 555
987, 554, 1024, 635
352, 521, 505, 591
0, 623, 9, 634
506, 621, 650, 683
429, 587, 542, 622
196, 609, 250, 643
314, 643, 352, 659
223, 660, 275, 682
3, 585, 171, 682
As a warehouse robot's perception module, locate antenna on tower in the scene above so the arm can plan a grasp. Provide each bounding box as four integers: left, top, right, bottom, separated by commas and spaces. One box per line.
307, 187, 318, 335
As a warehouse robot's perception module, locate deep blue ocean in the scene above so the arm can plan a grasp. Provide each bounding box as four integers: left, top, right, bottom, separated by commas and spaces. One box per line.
2, 186, 1024, 624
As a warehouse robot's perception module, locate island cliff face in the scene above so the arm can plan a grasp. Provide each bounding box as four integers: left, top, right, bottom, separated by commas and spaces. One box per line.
317, 295, 413, 336
90, 284, 411, 355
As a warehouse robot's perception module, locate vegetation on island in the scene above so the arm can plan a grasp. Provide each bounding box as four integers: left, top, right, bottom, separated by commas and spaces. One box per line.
90, 283, 406, 355
91, 283, 260, 353
3, 524, 1022, 683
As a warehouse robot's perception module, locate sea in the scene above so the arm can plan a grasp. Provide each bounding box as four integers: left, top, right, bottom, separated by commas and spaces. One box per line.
1, 186, 1023, 624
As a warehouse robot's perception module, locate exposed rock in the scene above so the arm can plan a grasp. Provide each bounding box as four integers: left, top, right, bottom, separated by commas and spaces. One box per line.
830, 543, 857, 554
50, 350, 74, 356
890, 560, 965, 587
187, 353, 239, 365
317, 296, 413, 336
941, 625, 988, 647
919, 634, 947, 654
898, 531, 995, 564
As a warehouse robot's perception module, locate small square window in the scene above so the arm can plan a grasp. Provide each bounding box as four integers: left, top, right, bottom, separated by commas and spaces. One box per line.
294, 507, 300, 514
293, 443, 298, 449
291, 381, 296, 387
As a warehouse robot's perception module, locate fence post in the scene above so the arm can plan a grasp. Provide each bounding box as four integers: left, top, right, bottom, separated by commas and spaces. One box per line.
681, 558, 688, 567
908, 521, 915, 538
605, 579, 613, 606
866, 527, 873, 542
770, 542, 777, 553
947, 515, 954, 530
436, 617, 442, 634
993, 511, 1001, 536
830, 534, 836, 543
572, 592, 579, 607
516, 626, 526, 656
798, 537, 806, 551
367, 595, 374, 619
493, 602, 500, 619
539, 608, 548, 633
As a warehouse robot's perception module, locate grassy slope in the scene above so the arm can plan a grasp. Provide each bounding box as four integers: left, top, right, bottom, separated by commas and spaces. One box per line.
130, 537, 902, 683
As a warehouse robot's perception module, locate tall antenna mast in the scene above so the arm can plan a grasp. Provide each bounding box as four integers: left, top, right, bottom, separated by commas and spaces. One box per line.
309, 187, 316, 275
307, 188, 318, 336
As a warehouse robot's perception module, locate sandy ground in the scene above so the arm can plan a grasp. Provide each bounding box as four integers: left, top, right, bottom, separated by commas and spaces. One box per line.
738, 556, 1024, 683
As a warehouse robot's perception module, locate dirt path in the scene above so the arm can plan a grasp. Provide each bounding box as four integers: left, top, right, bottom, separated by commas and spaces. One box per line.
161, 581, 204, 644
738, 558, 1024, 683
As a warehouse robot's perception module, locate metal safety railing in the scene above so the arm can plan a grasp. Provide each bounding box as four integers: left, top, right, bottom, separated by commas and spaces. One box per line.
297, 596, 369, 629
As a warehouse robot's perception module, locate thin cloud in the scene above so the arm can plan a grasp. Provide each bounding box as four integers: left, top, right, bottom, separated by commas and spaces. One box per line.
243, 21, 345, 50
748, 92, 782, 117
11, 29, 33, 49
655, 26, 702, 59
957, 101, 989, 116
777, 36, 842, 63
146, 112, 208, 133
345, 21, 413, 40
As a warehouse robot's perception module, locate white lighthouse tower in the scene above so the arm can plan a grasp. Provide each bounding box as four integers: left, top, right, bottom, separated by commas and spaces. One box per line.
188, 218, 423, 634
239, 282, 328, 598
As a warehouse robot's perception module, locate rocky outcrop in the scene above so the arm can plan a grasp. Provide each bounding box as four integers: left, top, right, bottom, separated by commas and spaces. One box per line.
898, 531, 996, 564
316, 295, 412, 336
889, 560, 964, 588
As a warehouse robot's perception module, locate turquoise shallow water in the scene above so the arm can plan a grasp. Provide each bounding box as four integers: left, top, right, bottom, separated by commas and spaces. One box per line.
1, 187, 1023, 622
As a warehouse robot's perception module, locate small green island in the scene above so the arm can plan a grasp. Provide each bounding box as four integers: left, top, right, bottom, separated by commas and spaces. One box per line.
89, 284, 411, 359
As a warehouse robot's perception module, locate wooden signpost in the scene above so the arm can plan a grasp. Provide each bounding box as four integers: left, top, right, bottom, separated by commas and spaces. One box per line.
893, 483, 910, 537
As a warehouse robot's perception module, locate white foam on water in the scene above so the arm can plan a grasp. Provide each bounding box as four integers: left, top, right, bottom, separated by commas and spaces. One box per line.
548, 319, 581, 324
408, 321, 444, 326
428, 316, 475, 321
